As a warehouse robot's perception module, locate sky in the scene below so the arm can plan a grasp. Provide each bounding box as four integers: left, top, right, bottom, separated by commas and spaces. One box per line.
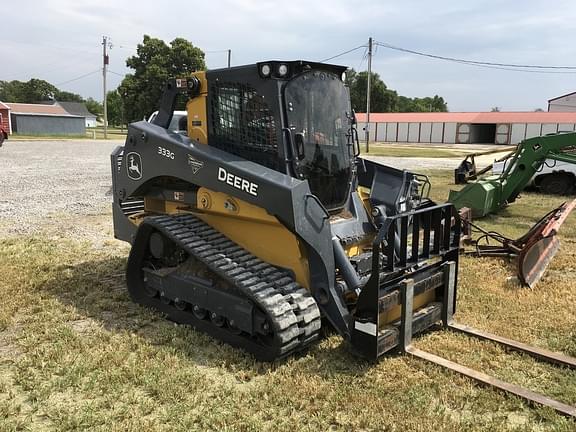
1, 0, 575, 112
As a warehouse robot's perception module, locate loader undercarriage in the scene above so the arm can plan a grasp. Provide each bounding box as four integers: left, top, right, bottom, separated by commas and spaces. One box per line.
127, 214, 321, 361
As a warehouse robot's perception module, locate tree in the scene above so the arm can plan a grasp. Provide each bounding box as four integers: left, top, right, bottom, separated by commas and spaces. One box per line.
118, 35, 206, 122
0, 79, 58, 102
106, 91, 124, 127
85, 97, 103, 119
491, 106, 501, 112
347, 70, 398, 113
55, 90, 84, 102
397, 95, 448, 112
345, 69, 448, 113
0, 79, 84, 103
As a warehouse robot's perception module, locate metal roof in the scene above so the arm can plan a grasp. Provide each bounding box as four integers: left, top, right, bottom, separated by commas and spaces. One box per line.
5, 102, 83, 117
57, 101, 97, 119
355, 112, 576, 124
548, 92, 576, 102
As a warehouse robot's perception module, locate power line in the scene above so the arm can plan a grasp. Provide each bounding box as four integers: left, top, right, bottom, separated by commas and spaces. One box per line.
445, 60, 576, 74
320, 44, 367, 63
375, 41, 576, 69
374, 41, 576, 74
116, 45, 137, 52
108, 70, 126, 77
356, 47, 369, 71
55, 69, 101, 86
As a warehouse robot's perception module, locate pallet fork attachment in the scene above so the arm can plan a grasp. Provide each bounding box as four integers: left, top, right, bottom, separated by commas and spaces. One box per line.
399, 261, 576, 418
350, 203, 460, 359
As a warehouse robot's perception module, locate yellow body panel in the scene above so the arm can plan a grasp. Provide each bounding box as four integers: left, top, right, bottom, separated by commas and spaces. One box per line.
187, 71, 208, 145
380, 291, 436, 325
193, 187, 311, 288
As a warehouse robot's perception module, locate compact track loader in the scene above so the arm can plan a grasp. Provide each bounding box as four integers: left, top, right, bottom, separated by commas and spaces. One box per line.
112, 61, 576, 417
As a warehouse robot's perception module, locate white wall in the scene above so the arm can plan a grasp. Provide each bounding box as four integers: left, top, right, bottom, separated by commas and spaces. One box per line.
375, 123, 386, 141
558, 123, 575, 132
407, 123, 419, 142
541, 123, 557, 135
386, 123, 397, 142
525, 123, 541, 139
431, 123, 444, 142
510, 123, 526, 143
548, 94, 576, 112
419, 123, 432, 143
397, 123, 409, 142
443, 123, 457, 143
359, 122, 377, 142
369, 121, 576, 144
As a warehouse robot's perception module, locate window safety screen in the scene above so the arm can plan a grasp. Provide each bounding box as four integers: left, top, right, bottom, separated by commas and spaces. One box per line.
211, 83, 279, 170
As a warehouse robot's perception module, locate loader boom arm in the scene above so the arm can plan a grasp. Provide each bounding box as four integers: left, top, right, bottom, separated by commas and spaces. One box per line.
499, 132, 576, 204
449, 132, 576, 217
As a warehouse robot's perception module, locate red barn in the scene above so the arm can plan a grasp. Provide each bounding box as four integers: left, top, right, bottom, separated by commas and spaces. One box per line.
0, 101, 11, 136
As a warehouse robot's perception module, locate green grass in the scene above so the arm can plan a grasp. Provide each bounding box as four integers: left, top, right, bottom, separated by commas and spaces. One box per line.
362, 145, 470, 158
86, 127, 127, 140
11, 128, 126, 141
1, 173, 576, 431
11, 133, 88, 140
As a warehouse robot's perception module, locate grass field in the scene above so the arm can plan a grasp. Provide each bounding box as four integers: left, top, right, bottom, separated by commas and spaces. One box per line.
11, 127, 126, 141
362, 146, 469, 158
1, 171, 576, 431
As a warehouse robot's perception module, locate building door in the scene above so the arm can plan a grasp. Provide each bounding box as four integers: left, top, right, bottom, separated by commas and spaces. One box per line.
456, 123, 470, 143
495, 123, 511, 144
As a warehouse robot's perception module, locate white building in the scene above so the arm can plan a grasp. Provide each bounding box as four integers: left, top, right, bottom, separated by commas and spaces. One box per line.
356, 112, 576, 145
548, 92, 576, 112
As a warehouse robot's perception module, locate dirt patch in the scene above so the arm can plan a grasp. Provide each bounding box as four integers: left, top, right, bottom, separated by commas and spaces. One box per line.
0, 327, 22, 362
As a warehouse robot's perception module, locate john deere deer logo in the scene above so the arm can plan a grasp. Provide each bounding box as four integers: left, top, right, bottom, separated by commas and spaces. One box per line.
126, 152, 142, 180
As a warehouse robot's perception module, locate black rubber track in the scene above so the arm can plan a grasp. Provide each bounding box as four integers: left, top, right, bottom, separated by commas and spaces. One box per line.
126, 213, 321, 361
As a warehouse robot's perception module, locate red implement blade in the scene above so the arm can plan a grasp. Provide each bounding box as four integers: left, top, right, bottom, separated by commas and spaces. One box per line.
467, 198, 576, 287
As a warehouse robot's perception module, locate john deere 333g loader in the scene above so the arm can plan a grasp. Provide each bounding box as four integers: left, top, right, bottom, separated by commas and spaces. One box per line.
111, 61, 459, 360
111, 61, 576, 416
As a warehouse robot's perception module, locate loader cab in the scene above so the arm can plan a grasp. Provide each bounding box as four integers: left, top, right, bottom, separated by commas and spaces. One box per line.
205, 61, 355, 212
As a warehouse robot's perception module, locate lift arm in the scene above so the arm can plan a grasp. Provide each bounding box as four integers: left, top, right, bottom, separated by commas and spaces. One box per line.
499, 132, 576, 205
448, 132, 576, 217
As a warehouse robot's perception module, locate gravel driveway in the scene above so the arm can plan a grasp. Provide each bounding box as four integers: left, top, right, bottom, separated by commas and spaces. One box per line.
0, 139, 504, 237
0, 140, 122, 237
364, 153, 506, 171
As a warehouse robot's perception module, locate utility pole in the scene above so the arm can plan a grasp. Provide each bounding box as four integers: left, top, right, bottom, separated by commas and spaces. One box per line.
102, 36, 111, 139
227, 49, 231, 68
365, 37, 373, 152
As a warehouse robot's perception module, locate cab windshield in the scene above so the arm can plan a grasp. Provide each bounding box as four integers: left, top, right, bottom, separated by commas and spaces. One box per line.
285, 71, 353, 211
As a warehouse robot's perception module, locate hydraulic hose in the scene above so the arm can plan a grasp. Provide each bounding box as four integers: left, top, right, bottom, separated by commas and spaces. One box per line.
332, 236, 362, 293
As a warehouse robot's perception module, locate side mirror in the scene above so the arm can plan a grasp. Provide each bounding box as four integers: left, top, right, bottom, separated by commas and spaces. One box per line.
295, 132, 306, 160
